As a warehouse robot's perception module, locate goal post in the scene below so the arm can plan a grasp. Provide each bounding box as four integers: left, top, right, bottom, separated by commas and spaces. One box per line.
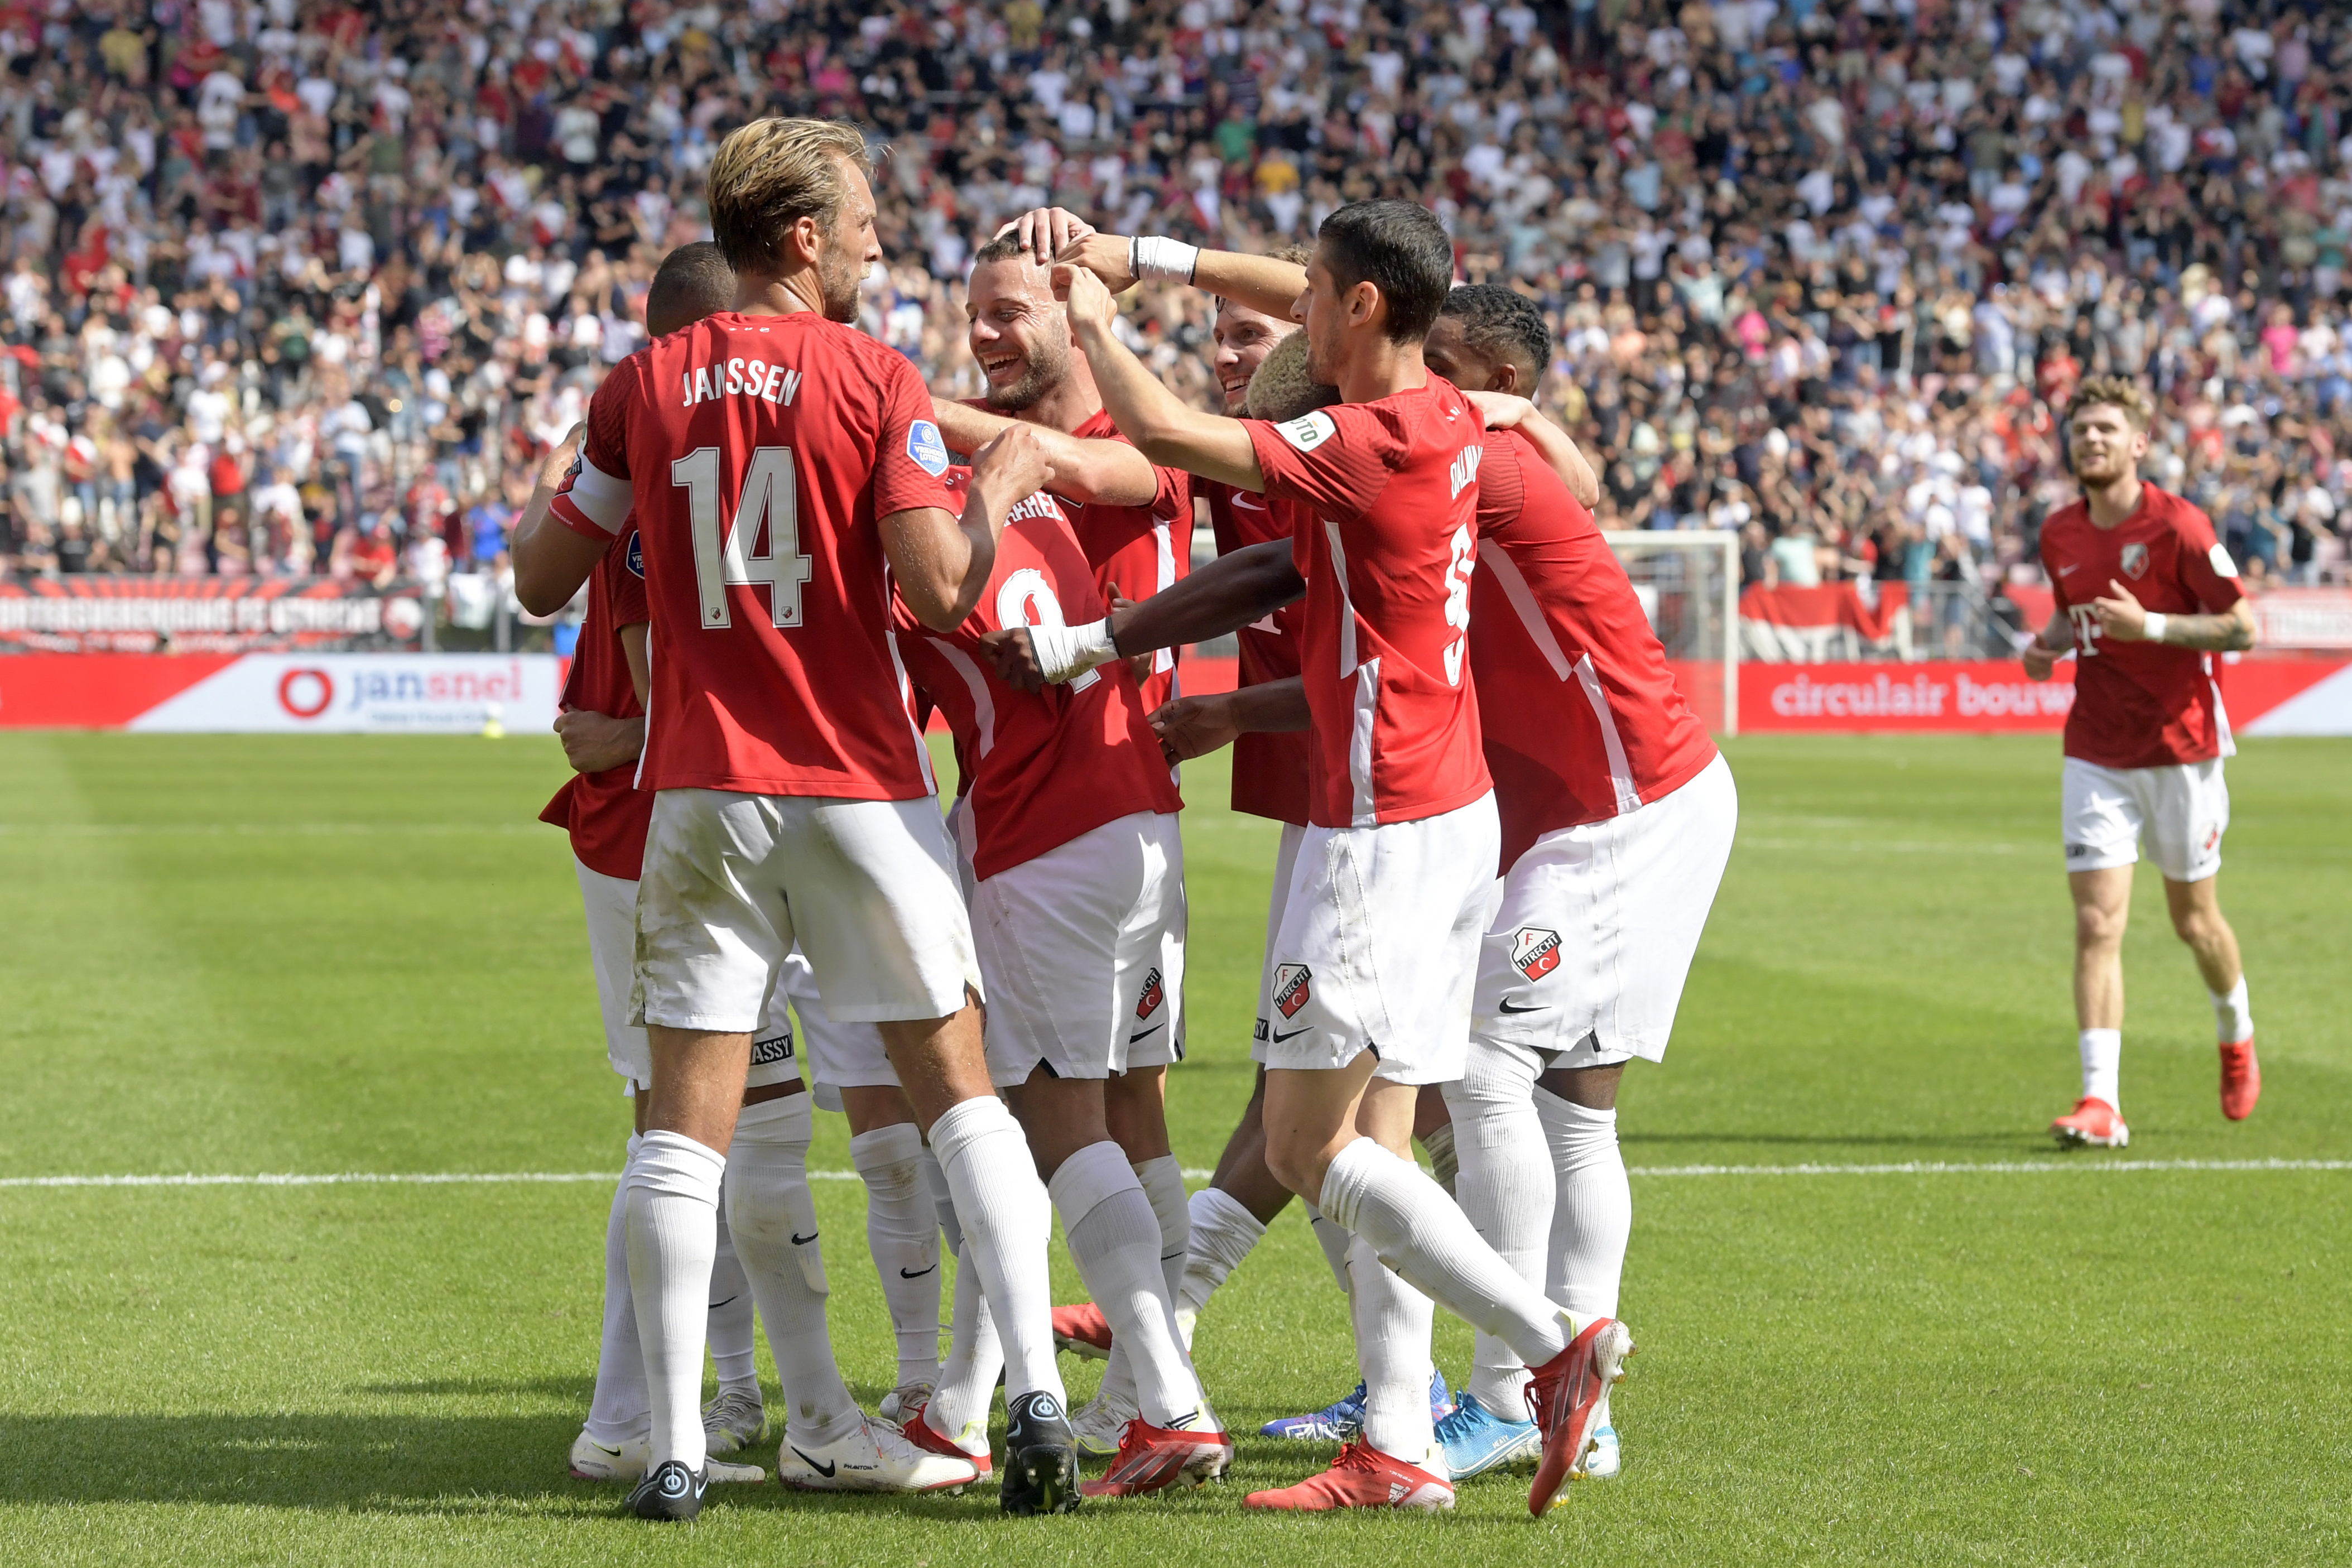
1604, 530, 1740, 736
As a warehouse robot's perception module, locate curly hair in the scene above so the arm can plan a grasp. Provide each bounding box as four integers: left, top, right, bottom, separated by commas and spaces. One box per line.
2068, 374, 2155, 430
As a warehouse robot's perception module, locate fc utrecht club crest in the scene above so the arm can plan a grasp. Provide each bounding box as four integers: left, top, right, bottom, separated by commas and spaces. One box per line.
2120, 541, 2149, 579
1135, 966, 1165, 1019
1512, 927, 1562, 981
1272, 963, 1312, 1019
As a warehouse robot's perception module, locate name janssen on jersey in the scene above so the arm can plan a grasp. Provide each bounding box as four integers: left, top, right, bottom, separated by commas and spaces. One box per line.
1449, 444, 1484, 499
680, 357, 804, 409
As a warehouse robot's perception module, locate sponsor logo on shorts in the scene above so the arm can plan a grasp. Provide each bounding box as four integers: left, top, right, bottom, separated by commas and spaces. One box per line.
751, 1033, 794, 1065
1497, 997, 1545, 1014
2120, 541, 2149, 580
907, 419, 950, 476
791, 1230, 819, 1246
1136, 966, 1165, 1019
1511, 927, 1562, 981
1253, 1017, 1271, 1042
2066, 842, 2092, 858
1271, 1025, 1312, 1042
1273, 963, 1312, 1019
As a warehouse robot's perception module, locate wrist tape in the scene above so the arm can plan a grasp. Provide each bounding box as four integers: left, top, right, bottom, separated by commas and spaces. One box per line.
1129, 235, 1200, 284
2142, 612, 2168, 644
1026, 618, 1121, 683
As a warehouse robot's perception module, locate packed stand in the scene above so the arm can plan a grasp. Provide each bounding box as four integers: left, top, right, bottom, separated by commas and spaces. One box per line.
2, 0, 2349, 613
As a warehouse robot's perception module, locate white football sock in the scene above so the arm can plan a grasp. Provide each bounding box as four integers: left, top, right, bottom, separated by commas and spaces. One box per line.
922, 1144, 1000, 1454
850, 1122, 944, 1386
1445, 1079, 1552, 1416
2211, 977, 2253, 1045
1421, 1121, 1459, 1197
706, 1186, 760, 1398
1134, 1155, 1191, 1305
929, 1096, 1065, 1408
1320, 1136, 1572, 1372
1303, 1201, 1355, 1293
624, 1128, 724, 1471
1176, 1185, 1267, 1319
1348, 1232, 1439, 1470
2080, 1028, 2122, 1109
1533, 1088, 1630, 1321
584, 1132, 650, 1445
1048, 1140, 1201, 1428
723, 1096, 860, 1446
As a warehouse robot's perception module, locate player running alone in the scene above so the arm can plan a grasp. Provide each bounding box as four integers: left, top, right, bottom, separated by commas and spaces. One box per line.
513, 117, 1081, 1519
2022, 376, 2261, 1147
1029, 203, 1634, 1517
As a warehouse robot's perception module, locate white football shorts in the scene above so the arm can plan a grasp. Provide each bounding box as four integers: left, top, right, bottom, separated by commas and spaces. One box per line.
776, 946, 895, 1113
1262, 794, 1502, 1085
970, 810, 1186, 1086
1471, 753, 1738, 1071
575, 855, 797, 1091
2062, 756, 2228, 884
633, 791, 982, 1033
1249, 821, 1310, 1065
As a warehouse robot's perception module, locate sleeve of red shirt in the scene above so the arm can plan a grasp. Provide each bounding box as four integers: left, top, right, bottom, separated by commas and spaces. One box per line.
1149, 461, 1194, 521
550, 366, 634, 539
2170, 501, 2247, 613
1242, 405, 1402, 522
872, 352, 960, 518
606, 525, 648, 625
1474, 430, 1531, 538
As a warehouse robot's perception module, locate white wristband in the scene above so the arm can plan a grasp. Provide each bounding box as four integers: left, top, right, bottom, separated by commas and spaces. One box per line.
1129, 235, 1200, 284
2142, 612, 2168, 644
1025, 618, 1121, 683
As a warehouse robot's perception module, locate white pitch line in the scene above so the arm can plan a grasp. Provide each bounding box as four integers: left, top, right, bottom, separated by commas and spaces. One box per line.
3, 1159, 2347, 1190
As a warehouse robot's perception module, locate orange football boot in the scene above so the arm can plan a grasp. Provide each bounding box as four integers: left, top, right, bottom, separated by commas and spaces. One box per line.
2051, 1096, 2129, 1148
1243, 1441, 1454, 1512
1078, 1417, 1233, 1497
1524, 1317, 1634, 1516
1052, 1302, 1114, 1360
2219, 1038, 2260, 1121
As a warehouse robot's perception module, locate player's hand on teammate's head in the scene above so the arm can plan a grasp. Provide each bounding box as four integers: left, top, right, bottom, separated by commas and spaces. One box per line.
971, 422, 1055, 499
2091, 579, 2150, 639
1148, 694, 1242, 764
1052, 232, 1140, 294
979, 626, 1048, 693
998, 206, 1097, 267
1460, 389, 1537, 430
1051, 263, 1118, 334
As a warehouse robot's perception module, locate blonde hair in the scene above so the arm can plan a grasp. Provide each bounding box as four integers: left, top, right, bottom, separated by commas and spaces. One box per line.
706, 118, 871, 275
2069, 375, 2155, 431
1245, 330, 1340, 422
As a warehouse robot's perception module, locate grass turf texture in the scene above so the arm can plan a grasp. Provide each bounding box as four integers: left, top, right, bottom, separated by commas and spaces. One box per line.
1, 730, 2346, 1566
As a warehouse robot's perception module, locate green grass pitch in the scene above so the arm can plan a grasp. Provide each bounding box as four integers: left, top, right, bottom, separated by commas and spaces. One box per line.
1, 729, 2346, 1566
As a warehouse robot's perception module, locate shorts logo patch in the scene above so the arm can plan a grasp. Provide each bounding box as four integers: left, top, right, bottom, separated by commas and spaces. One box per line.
2202, 824, 2220, 853
623, 530, 644, 578
1136, 966, 1165, 1019
2066, 842, 2091, 858
1276, 411, 1338, 452
2120, 542, 2149, 580
907, 419, 950, 476
1511, 927, 1562, 981
1273, 963, 1312, 1019
751, 1033, 794, 1066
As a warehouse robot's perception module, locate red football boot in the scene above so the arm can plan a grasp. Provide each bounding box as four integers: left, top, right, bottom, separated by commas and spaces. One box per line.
2219, 1037, 2260, 1121
1524, 1317, 1635, 1516
2051, 1096, 2130, 1148
1243, 1441, 1455, 1512
900, 1400, 991, 1475
1052, 1302, 1114, 1360
1078, 1416, 1233, 1497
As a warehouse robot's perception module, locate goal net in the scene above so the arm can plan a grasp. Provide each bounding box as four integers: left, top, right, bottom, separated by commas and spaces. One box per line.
1604, 530, 1739, 735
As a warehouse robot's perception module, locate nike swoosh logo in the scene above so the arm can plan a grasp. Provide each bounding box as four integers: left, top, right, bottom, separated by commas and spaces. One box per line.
1128, 1021, 1165, 1042
1497, 998, 1546, 1014
588, 1442, 622, 1456
900, 1264, 937, 1279
2058, 562, 2081, 576
1234, 496, 1267, 511
791, 1232, 819, 1246
1271, 1026, 1311, 1042
708, 1294, 739, 1310
791, 1447, 837, 1479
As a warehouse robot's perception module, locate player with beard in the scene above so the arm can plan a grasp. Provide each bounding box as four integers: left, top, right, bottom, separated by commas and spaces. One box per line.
2022, 377, 2261, 1146
514, 118, 1079, 1520
1004, 204, 1634, 1517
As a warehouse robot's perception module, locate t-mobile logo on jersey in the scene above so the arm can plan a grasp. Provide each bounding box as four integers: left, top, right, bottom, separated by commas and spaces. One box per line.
2069, 603, 2104, 656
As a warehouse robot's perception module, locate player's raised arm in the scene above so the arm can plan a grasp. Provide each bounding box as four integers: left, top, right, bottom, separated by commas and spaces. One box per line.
1460, 391, 1601, 510
1040, 216, 1309, 324
512, 424, 610, 615
886, 424, 1054, 631
932, 396, 1163, 507
1053, 264, 1263, 492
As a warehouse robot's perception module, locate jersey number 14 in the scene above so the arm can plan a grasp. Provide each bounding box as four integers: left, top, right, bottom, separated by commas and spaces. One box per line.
672, 445, 814, 630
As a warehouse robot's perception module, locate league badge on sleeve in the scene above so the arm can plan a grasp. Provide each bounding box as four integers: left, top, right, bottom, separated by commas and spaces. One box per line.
907, 419, 950, 477
624, 530, 644, 578
1276, 411, 1338, 452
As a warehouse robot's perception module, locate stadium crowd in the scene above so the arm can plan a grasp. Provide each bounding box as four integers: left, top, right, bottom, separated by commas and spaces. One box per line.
1, 0, 2350, 603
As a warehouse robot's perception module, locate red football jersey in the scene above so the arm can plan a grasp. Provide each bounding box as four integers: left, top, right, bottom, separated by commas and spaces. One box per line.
894, 468, 1181, 881
1471, 432, 1720, 870
1201, 478, 1311, 826
551, 311, 957, 799
1243, 377, 1492, 829
540, 525, 655, 879
1060, 408, 1194, 712
2042, 483, 2244, 769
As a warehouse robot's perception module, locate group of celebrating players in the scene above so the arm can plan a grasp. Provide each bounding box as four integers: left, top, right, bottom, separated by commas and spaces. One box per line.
506, 112, 2259, 1526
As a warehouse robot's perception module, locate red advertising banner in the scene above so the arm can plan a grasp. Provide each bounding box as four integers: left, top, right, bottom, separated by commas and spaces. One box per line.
0, 577, 426, 653
1742, 661, 2075, 732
